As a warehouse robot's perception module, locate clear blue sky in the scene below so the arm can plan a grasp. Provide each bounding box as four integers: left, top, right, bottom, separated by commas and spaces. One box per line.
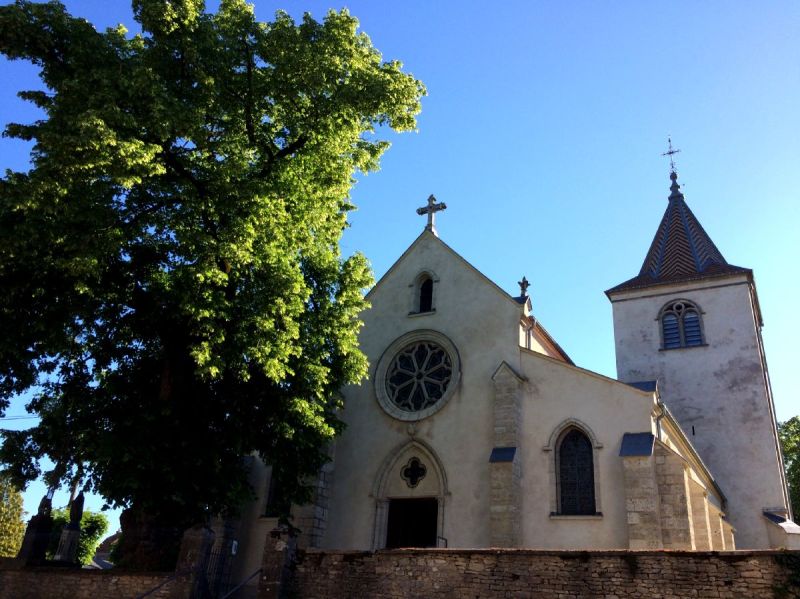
1, 1, 798, 527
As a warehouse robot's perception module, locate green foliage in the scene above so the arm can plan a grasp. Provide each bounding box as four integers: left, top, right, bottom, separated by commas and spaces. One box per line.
47, 507, 109, 566
778, 416, 800, 519
0, 475, 25, 557
0, 0, 423, 549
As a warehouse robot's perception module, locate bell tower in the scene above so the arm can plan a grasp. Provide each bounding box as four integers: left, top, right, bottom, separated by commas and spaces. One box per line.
606, 166, 790, 549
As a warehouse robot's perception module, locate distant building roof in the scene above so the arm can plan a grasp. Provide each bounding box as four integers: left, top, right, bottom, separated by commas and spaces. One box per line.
607, 171, 750, 295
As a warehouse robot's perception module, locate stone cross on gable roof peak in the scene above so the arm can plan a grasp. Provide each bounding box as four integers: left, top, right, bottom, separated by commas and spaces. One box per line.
416, 194, 447, 236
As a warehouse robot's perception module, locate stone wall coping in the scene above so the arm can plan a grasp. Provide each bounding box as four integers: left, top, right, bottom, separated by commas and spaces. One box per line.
300, 547, 799, 559
0, 557, 174, 576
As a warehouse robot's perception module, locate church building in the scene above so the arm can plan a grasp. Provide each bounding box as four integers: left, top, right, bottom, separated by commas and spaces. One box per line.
232, 167, 798, 583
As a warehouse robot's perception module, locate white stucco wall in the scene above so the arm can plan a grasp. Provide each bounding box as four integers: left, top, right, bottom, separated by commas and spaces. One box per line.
517, 350, 655, 549
322, 232, 523, 549
321, 232, 662, 550
609, 275, 788, 548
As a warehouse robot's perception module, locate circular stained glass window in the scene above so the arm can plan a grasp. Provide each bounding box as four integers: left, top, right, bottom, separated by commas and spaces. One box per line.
386, 342, 453, 412
375, 330, 460, 421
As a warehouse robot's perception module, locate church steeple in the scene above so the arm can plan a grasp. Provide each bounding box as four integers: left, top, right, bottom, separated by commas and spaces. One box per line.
606, 169, 749, 294
606, 163, 791, 547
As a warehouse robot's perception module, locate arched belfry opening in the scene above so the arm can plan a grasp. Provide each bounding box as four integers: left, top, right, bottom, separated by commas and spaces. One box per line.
419, 277, 433, 313
371, 440, 448, 549
410, 270, 438, 315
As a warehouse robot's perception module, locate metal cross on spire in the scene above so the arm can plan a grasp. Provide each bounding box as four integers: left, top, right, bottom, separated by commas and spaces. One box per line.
662, 136, 681, 173
416, 194, 447, 235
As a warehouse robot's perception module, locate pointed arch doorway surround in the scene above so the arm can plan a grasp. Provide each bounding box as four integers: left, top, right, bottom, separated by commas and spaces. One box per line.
371, 439, 449, 549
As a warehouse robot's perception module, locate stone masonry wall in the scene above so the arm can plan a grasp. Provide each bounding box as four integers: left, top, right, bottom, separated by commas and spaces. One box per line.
0, 563, 187, 599
621, 455, 663, 549
489, 366, 523, 547
689, 478, 713, 550
291, 548, 800, 599
654, 443, 694, 549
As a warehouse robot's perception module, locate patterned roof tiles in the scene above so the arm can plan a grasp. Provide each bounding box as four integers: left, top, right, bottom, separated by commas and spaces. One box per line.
607, 171, 750, 294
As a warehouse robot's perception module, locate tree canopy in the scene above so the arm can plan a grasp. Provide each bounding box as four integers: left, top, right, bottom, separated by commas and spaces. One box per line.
0, 0, 424, 565
778, 416, 800, 519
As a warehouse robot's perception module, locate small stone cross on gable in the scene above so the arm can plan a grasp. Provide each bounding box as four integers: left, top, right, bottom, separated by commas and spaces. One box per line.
518, 276, 530, 298
416, 194, 447, 235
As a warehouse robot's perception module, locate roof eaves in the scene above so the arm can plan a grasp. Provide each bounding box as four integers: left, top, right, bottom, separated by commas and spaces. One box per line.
605, 266, 752, 298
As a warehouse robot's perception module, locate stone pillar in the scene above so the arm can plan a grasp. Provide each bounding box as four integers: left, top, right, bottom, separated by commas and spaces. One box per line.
722, 520, 736, 550
654, 444, 694, 549
489, 456, 521, 546
54, 489, 85, 564
16, 514, 53, 566
259, 525, 297, 599
708, 504, 726, 550
372, 499, 389, 550
16, 494, 54, 566
688, 479, 713, 550
53, 525, 80, 563
291, 458, 334, 550
174, 524, 215, 598
621, 456, 663, 549
489, 363, 524, 547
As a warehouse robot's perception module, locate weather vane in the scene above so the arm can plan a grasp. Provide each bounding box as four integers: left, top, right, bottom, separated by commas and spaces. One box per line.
661, 136, 681, 172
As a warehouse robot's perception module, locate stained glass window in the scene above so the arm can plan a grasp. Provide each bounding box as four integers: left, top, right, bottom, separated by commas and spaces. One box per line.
558, 429, 595, 515
386, 341, 453, 412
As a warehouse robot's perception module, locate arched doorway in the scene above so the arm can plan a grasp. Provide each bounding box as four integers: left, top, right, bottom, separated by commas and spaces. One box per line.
371, 440, 448, 549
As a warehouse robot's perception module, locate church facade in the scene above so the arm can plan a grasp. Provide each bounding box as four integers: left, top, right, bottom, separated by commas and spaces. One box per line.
232, 169, 797, 583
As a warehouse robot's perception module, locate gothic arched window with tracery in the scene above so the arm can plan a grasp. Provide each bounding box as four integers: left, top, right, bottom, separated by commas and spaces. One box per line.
557, 428, 595, 515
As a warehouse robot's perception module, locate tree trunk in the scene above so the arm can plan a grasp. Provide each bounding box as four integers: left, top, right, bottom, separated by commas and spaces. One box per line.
114, 505, 184, 571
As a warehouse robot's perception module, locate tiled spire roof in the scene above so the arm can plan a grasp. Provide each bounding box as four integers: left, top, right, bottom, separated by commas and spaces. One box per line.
607, 171, 750, 294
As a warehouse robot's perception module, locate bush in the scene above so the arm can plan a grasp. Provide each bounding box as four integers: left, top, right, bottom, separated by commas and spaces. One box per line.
47, 508, 109, 565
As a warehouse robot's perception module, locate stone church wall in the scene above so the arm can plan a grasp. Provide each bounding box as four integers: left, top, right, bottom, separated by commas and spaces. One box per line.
288, 548, 800, 599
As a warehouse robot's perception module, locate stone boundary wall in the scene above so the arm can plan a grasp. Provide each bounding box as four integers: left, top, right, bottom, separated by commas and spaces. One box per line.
290, 549, 800, 599
0, 559, 187, 599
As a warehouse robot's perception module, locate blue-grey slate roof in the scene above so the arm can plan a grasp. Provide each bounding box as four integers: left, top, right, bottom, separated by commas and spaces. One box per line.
619, 432, 656, 456
489, 447, 516, 462
607, 171, 750, 295
627, 381, 658, 393
763, 511, 787, 524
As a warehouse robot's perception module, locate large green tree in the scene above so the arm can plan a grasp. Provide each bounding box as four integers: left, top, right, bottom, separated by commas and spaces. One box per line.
779, 416, 800, 519
0, 0, 423, 567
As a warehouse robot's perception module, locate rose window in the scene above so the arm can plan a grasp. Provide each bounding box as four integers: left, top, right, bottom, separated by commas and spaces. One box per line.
386, 342, 453, 412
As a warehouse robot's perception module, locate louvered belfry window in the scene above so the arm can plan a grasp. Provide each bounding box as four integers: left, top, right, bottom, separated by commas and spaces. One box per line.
558, 429, 595, 515
660, 300, 704, 349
